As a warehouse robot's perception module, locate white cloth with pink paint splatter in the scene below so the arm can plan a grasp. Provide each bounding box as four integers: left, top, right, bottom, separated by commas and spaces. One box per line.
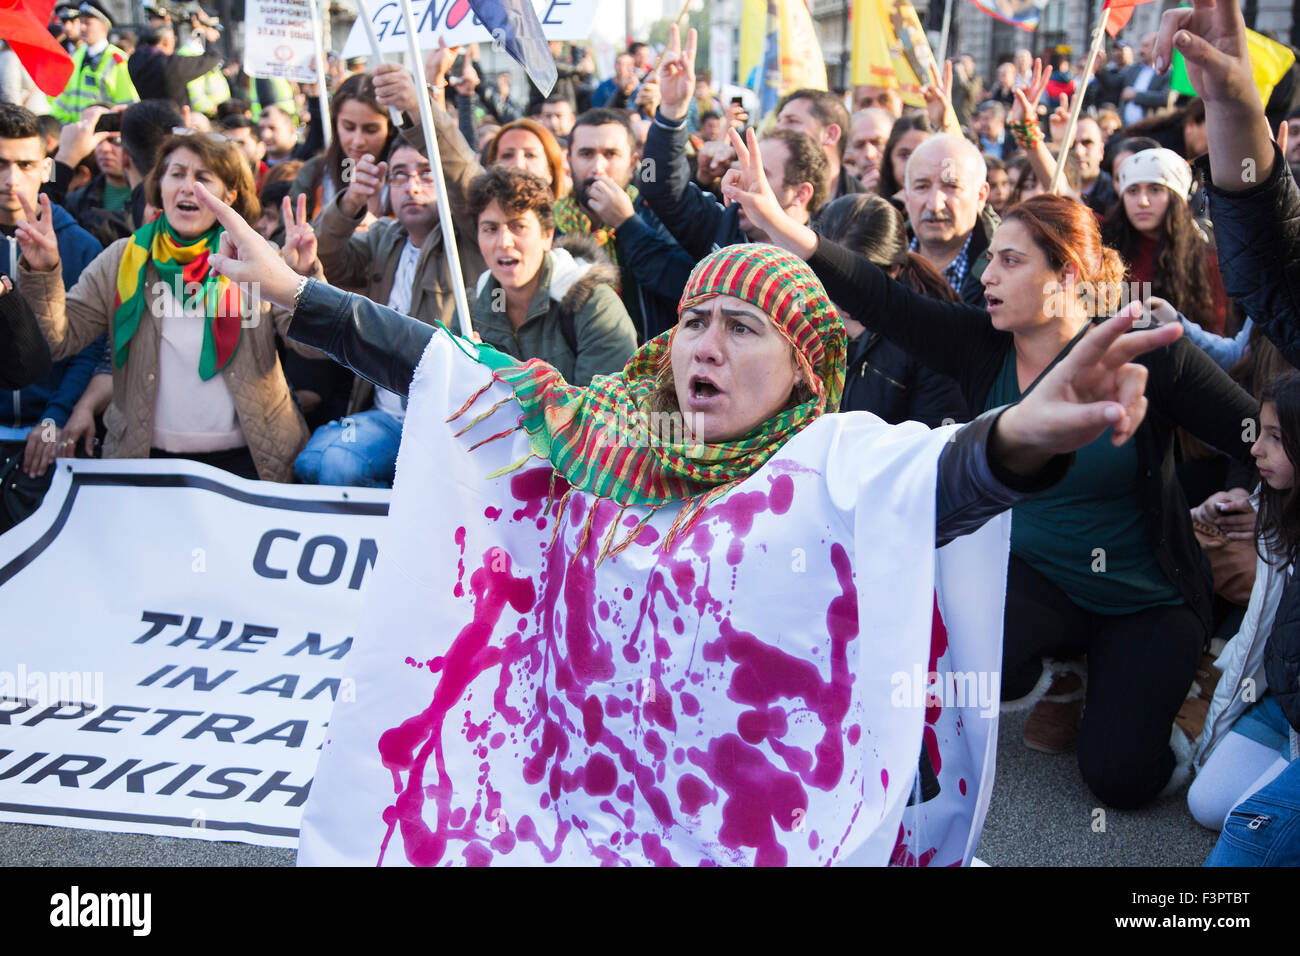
298, 331, 1011, 866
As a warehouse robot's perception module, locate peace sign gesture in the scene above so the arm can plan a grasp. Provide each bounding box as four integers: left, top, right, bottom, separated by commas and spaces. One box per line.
280, 193, 318, 277
1008, 57, 1050, 126
14, 192, 59, 274
657, 23, 697, 122
720, 127, 817, 259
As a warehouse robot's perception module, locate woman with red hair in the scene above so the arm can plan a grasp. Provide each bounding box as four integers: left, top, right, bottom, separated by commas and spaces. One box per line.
723, 129, 1260, 809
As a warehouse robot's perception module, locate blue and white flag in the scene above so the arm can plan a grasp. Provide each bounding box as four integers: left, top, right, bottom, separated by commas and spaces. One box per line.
470, 0, 557, 97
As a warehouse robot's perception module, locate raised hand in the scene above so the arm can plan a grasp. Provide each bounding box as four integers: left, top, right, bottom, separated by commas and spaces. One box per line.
373, 62, 420, 115
921, 59, 959, 135
14, 192, 59, 274
55, 105, 110, 168
657, 23, 697, 121
340, 153, 387, 219
455, 58, 480, 98
280, 194, 318, 276
1008, 58, 1049, 126
1153, 0, 1254, 103
1048, 93, 1070, 144
720, 127, 816, 258
196, 181, 303, 308
426, 36, 460, 86
993, 301, 1184, 477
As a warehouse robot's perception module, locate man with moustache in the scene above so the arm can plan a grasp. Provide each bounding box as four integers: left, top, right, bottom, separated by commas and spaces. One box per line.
903, 134, 997, 307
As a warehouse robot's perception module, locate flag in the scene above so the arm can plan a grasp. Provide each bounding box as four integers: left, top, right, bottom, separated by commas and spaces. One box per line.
1, 0, 74, 96
1103, 0, 1158, 38
1170, 27, 1296, 108
850, 0, 939, 108
967, 0, 1049, 33
758, 0, 827, 116
739, 0, 767, 91
466, 0, 557, 97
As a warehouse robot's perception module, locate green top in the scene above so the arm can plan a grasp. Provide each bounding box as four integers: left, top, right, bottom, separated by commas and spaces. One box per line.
986, 348, 1182, 615
102, 182, 131, 214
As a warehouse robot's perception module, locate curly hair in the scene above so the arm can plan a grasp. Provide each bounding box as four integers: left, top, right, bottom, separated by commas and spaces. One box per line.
1101, 182, 1218, 330
467, 166, 555, 231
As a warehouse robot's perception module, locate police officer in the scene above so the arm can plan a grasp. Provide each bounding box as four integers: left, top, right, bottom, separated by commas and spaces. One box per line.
48, 2, 139, 125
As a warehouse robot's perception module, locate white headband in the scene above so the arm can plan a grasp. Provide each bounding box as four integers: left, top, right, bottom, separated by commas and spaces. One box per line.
1117, 147, 1193, 200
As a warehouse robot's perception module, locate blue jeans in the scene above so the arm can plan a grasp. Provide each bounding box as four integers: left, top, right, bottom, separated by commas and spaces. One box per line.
1205, 757, 1300, 866
294, 409, 402, 488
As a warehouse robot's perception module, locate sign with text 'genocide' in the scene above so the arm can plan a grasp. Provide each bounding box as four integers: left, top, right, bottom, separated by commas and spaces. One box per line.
0, 460, 390, 849
246, 0, 321, 83
340, 0, 597, 59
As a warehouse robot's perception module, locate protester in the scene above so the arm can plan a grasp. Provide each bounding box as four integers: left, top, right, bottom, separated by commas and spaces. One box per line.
984, 155, 1013, 216
1102, 147, 1228, 335
876, 114, 930, 205
1187, 371, 1300, 847
48, 1, 138, 124
844, 107, 893, 190
15, 131, 318, 481
972, 100, 1016, 161
464, 166, 637, 385
852, 84, 904, 118
775, 88, 863, 200
902, 134, 998, 307
722, 138, 1260, 807
294, 139, 486, 486
0, 104, 103, 507
63, 118, 134, 247
220, 115, 268, 187
290, 73, 392, 221
538, 95, 576, 140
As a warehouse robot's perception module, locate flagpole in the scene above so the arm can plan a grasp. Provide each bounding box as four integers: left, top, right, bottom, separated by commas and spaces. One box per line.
937, 0, 953, 66
394, 0, 473, 338
307, 0, 333, 148
354, 0, 404, 127
1048, 4, 1109, 194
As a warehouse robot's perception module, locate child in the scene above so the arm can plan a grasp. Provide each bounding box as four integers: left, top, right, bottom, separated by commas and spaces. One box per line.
1188, 370, 1300, 865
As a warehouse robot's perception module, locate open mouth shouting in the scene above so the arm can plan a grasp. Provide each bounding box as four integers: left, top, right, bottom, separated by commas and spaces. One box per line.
685, 373, 725, 409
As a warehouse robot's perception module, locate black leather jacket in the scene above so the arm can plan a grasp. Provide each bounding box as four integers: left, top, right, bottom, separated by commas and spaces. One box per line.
288, 278, 1067, 547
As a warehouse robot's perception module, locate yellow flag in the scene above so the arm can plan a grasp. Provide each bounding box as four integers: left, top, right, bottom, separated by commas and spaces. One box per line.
739, 0, 767, 90
1171, 26, 1295, 107
850, 0, 939, 108
777, 0, 828, 93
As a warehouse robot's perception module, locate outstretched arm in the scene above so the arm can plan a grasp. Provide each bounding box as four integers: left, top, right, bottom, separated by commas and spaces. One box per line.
196, 181, 434, 396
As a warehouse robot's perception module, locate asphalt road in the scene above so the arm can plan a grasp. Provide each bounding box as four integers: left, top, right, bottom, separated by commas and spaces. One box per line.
0, 706, 1218, 868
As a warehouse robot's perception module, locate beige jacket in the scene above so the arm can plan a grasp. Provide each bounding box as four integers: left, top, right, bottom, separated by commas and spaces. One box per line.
20, 239, 313, 482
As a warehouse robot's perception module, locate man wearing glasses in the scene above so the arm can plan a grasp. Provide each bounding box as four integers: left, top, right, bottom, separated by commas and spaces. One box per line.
293, 140, 487, 487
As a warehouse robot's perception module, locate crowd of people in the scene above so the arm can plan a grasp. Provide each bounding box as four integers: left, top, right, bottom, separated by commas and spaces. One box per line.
2, 0, 1300, 865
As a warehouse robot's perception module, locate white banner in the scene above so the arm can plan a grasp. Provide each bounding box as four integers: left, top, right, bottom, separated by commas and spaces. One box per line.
0, 460, 389, 848
245, 0, 322, 83
340, 0, 598, 59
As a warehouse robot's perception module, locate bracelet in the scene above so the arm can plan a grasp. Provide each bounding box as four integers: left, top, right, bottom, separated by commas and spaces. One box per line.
1008, 119, 1042, 150
292, 275, 310, 311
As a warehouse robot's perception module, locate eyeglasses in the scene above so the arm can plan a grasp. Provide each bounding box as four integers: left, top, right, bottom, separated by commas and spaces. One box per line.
389, 169, 436, 186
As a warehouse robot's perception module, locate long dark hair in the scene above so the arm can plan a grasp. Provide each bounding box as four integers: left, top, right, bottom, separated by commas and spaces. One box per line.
1101, 180, 1218, 330
310, 73, 397, 212
1256, 371, 1300, 567
877, 114, 931, 199
816, 193, 959, 303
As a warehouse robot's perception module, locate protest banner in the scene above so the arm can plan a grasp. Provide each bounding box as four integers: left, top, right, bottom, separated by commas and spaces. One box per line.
340, 0, 597, 59
245, 0, 323, 84
0, 460, 389, 848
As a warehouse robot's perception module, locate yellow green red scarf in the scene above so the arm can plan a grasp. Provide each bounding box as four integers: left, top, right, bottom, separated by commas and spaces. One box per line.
553, 184, 639, 284
113, 215, 242, 380
448, 245, 846, 553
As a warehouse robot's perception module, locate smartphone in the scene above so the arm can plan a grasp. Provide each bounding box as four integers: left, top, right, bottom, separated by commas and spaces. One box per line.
730, 96, 744, 107
94, 113, 121, 133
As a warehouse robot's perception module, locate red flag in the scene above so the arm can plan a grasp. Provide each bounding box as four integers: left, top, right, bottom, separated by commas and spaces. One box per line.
1103, 0, 1158, 38
0, 0, 74, 96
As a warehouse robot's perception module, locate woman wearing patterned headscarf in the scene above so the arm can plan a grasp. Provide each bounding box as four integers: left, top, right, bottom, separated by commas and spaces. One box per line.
190, 179, 1179, 867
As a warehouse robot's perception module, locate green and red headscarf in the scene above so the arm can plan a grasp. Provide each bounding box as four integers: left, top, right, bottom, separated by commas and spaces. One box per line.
451, 244, 847, 546
112, 215, 242, 380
